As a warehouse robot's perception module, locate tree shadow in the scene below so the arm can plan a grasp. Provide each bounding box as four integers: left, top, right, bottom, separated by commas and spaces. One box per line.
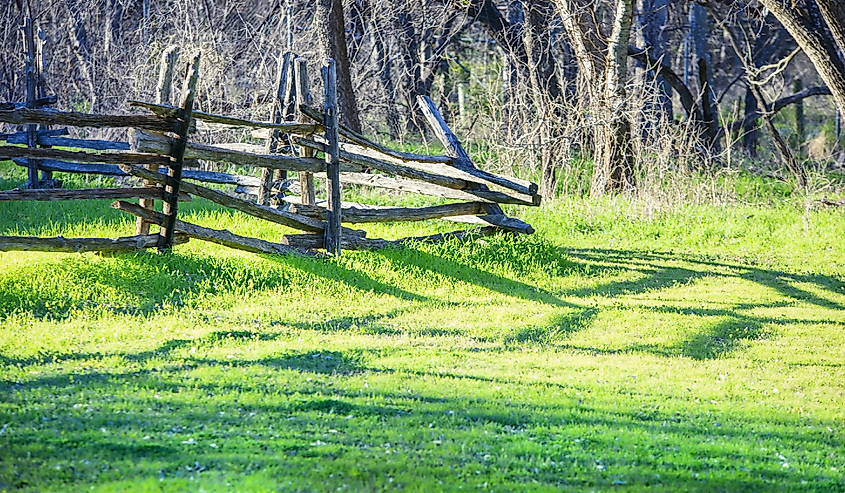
0, 250, 275, 319
554, 248, 845, 358
568, 247, 845, 311
272, 254, 431, 304
281, 311, 475, 338
0, 247, 433, 320
369, 246, 578, 308
504, 306, 601, 344
1, 348, 842, 491
2, 239, 842, 364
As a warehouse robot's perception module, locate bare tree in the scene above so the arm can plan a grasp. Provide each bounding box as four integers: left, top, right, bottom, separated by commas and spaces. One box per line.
708, 3, 808, 189
6, 0, 845, 203
759, 0, 845, 117
523, 0, 566, 197
635, 0, 672, 118
314, 0, 362, 132
555, 0, 636, 194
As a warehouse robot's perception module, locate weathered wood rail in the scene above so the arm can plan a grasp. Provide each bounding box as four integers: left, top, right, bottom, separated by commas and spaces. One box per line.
1, 41, 539, 257
0, 47, 201, 253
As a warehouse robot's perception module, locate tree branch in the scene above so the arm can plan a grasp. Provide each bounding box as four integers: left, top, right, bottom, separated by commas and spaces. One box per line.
718, 84, 832, 138
627, 45, 701, 120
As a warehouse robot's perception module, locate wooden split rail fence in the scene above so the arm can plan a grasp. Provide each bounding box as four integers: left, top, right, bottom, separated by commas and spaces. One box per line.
1, 44, 540, 256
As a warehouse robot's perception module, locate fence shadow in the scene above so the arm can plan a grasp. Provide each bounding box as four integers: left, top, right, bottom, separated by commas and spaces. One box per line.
1, 242, 842, 362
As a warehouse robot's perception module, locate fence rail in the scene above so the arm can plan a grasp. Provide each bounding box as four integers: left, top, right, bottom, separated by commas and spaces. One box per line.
1, 37, 539, 257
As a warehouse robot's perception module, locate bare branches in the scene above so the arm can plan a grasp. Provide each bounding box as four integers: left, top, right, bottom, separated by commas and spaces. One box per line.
751, 47, 801, 86
706, 2, 808, 190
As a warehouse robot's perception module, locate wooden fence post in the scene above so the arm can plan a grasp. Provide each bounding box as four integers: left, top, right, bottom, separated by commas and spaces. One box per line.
32, 23, 54, 184
416, 95, 506, 216
23, 18, 40, 189
322, 58, 342, 255
158, 52, 200, 251
259, 53, 294, 206
295, 58, 317, 205
137, 45, 179, 235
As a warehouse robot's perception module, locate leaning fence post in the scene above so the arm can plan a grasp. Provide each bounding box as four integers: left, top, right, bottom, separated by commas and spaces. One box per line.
259, 52, 293, 206
322, 58, 341, 255
295, 58, 317, 205
137, 45, 179, 235
158, 52, 200, 251
416, 95, 506, 217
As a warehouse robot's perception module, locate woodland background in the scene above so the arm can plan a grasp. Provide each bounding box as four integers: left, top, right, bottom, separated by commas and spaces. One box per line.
2, 0, 844, 202
3, 2, 845, 491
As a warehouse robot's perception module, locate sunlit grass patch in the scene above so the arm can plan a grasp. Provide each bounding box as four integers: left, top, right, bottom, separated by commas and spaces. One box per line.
1, 163, 845, 491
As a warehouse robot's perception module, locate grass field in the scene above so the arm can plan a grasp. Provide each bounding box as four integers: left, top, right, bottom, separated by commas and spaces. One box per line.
1, 162, 844, 492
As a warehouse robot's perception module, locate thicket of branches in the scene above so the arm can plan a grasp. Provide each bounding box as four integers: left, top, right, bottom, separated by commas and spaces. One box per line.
3, 0, 844, 201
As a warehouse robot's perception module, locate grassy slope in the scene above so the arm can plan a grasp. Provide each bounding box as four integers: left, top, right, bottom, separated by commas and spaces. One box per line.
0, 163, 844, 492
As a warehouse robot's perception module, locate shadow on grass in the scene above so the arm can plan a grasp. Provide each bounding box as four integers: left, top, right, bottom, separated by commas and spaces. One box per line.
568, 248, 845, 311
2, 239, 843, 361
0, 247, 430, 320
1, 349, 842, 491
283, 312, 474, 338
370, 245, 579, 308
553, 303, 829, 360
0, 330, 368, 376
360, 243, 841, 360
556, 248, 845, 359
505, 307, 601, 344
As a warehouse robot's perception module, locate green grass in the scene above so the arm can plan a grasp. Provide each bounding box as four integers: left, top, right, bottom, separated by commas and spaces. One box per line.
1, 161, 844, 492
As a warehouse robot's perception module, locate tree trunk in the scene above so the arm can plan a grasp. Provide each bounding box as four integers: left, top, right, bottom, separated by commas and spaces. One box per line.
742, 84, 758, 157
636, 0, 672, 118
689, 2, 718, 145
555, 0, 635, 195
104, 0, 123, 54
503, 1, 524, 142
592, 113, 635, 194
591, 0, 636, 195
793, 78, 806, 150
555, 0, 606, 103
523, 0, 562, 103
524, 0, 564, 198
396, 12, 427, 133
814, 0, 845, 67
64, 0, 97, 112
560, 32, 578, 101
369, 13, 400, 139
760, 0, 845, 118
314, 0, 362, 133
698, 58, 716, 144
